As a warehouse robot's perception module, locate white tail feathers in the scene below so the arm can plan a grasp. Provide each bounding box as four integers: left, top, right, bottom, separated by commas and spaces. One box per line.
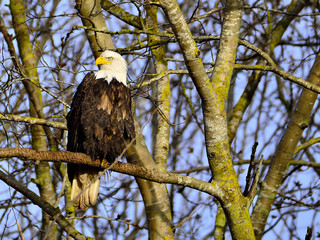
71, 170, 101, 211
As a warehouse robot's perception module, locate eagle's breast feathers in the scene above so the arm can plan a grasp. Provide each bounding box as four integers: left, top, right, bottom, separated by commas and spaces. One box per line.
71, 73, 134, 161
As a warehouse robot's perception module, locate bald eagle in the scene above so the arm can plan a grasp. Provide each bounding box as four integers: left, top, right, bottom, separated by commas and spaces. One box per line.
67, 50, 135, 211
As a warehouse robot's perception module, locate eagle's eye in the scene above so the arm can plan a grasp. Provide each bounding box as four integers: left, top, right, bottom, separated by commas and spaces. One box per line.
106, 57, 113, 60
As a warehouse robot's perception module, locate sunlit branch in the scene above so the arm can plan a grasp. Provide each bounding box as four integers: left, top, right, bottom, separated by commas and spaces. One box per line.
100, 0, 143, 29
294, 137, 320, 155
139, 64, 320, 94
0, 113, 67, 130
0, 148, 222, 198
76, 26, 171, 38
170, 159, 320, 174
249, 5, 320, 17
187, 7, 224, 23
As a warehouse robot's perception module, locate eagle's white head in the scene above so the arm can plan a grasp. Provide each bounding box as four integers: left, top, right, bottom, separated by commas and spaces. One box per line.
95, 50, 128, 86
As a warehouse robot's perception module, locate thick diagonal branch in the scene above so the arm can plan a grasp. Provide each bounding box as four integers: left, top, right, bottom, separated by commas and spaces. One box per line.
251, 52, 320, 240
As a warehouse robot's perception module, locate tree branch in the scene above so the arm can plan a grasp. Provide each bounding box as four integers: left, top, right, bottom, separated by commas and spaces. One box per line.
0, 169, 91, 240
0, 114, 67, 130
0, 148, 221, 198
251, 52, 320, 240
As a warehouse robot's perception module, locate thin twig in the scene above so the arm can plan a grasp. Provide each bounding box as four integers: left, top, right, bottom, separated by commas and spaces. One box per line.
248, 155, 264, 205
244, 142, 258, 196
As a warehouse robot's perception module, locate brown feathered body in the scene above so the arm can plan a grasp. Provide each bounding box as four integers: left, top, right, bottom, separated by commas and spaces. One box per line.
67, 70, 135, 211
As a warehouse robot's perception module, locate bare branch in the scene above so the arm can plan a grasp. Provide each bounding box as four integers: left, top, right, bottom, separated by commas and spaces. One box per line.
0, 114, 67, 130
0, 169, 90, 240
0, 148, 221, 198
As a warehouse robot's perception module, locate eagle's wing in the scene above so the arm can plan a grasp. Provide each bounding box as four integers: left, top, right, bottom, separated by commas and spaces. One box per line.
67, 72, 96, 154
67, 72, 101, 211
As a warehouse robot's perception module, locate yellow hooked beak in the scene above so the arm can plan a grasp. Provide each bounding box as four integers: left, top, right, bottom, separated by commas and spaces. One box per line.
96, 57, 111, 66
